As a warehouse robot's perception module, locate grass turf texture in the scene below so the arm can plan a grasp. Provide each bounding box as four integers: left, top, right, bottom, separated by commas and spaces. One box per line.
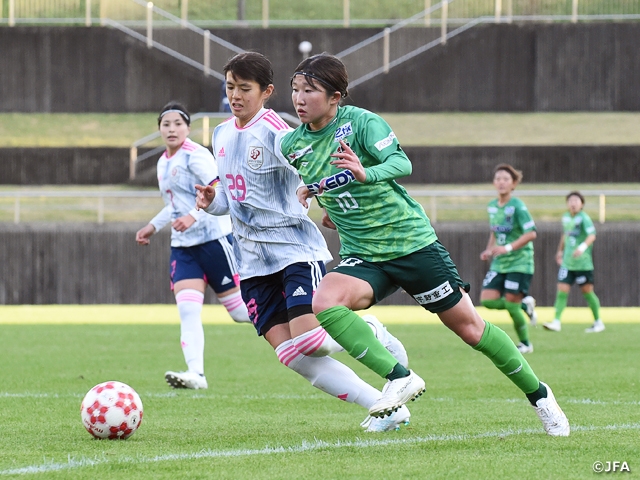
0, 306, 638, 479
3, 112, 640, 147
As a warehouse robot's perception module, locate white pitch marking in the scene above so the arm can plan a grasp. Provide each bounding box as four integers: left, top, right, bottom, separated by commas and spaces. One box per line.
1, 423, 640, 476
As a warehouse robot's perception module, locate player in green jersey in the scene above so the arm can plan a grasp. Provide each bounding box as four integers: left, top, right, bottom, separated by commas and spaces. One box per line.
543, 191, 604, 333
283, 53, 569, 435
480, 164, 539, 354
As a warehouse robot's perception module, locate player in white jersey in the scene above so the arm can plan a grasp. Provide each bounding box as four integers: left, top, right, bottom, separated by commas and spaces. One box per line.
136, 102, 250, 391
195, 52, 410, 432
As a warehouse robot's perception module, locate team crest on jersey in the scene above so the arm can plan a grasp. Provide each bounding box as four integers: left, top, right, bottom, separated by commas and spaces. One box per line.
288, 145, 313, 162
171, 167, 178, 176
336, 140, 351, 154
248, 146, 264, 169
334, 122, 353, 142
504, 206, 516, 215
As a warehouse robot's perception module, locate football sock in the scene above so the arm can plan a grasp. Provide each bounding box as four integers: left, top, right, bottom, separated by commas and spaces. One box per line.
316, 306, 399, 378
525, 382, 548, 406
554, 290, 568, 321
292, 326, 344, 357
473, 320, 540, 395
481, 298, 506, 310
219, 290, 251, 323
175, 289, 205, 375
583, 291, 601, 321
275, 339, 380, 408
386, 363, 411, 381
505, 300, 529, 345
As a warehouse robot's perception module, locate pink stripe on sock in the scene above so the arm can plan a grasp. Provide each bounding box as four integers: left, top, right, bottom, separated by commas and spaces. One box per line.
277, 345, 300, 367
295, 329, 327, 355
221, 296, 245, 310
176, 294, 204, 304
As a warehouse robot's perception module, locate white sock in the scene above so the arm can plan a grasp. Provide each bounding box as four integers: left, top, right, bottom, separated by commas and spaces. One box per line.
219, 290, 251, 323
275, 339, 380, 408
176, 289, 205, 375
292, 326, 344, 356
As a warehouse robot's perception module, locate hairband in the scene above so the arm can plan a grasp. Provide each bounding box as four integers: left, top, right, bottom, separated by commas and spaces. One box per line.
160, 109, 190, 123
291, 71, 341, 95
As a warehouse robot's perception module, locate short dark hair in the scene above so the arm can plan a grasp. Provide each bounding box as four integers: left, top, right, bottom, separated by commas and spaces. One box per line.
157, 101, 190, 126
493, 163, 523, 183
223, 52, 274, 91
566, 191, 585, 204
291, 53, 349, 100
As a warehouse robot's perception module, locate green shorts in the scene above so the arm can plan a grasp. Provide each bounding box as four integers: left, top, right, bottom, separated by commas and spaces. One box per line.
482, 271, 533, 296
332, 241, 470, 314
558, 268, 594, 286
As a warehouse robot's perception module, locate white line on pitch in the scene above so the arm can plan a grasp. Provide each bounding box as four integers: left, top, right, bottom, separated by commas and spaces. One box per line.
1, 423, 639, 476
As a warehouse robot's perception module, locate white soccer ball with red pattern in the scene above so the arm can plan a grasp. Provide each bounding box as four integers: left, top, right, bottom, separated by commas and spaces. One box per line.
80, 381, 143, 440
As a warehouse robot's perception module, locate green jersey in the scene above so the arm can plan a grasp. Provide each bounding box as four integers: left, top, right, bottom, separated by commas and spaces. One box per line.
279, 105, 437, 262
487, 197, 536, 274
561, 210, 596, 271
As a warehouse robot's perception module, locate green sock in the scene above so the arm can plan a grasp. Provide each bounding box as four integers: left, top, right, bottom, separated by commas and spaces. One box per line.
481, 298, 506, 310
315, 306, 399, 378
584, 291, 601, 320
554, 291, 568, 321
473, 321, 540, 395
505, 301, 529, 344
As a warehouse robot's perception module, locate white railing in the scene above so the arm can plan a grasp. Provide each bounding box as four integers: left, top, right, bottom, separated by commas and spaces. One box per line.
1, 188, 637, 224
128, 112, 301, 180
2, 0, 640, 27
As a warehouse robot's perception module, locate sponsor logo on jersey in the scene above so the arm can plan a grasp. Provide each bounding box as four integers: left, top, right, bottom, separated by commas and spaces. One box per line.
306, 170, 356, 195
491, 224, 513, 233
218, 147, 226, 157
504, 206, 516, 215
487, 206, 498, 214
413, 281, 454, 305
374, 132, 396, 151
288, 145, 313, 162
334, 122, 353, 142
248, 146, 264, 169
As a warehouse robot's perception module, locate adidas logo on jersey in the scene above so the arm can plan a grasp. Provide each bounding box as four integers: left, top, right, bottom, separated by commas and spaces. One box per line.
218, 147, 226, 157
221, 276, 233, 285
292, 286, 308, 297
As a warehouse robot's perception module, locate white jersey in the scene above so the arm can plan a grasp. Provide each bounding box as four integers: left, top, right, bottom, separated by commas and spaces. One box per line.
150, 138, 232, 247
207, 108, 332, 280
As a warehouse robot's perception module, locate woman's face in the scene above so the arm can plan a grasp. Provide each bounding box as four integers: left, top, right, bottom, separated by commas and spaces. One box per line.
159, 112, 190, 155
567, 195, 583, 214
493, 169, 515, 195
226, 72, 273, 127
291, 74, 339, 131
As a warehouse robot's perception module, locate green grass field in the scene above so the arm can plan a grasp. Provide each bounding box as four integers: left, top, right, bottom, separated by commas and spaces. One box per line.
3, 112, 640, 147
1, 305, 638, 479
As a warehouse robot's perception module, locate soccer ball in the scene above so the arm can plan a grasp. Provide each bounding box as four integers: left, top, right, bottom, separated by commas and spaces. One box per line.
80, 381, 143, 440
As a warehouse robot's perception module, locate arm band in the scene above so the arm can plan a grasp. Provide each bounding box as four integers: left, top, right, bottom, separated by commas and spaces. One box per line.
577, 242, 588, 253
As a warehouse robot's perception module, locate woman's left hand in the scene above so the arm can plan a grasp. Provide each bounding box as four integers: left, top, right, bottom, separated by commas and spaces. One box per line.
330, 140, 366, 182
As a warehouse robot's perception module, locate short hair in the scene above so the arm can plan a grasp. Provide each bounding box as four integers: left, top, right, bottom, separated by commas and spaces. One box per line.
223, 52, 274, 92
493, 163, 523, 183
157, 101, 190, 126
566, 190, 585, 204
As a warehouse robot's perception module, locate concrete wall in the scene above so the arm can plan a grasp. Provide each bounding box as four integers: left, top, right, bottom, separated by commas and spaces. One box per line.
1, 222, 638, 306
1, 23, 640, 113
2, 146, 639, 185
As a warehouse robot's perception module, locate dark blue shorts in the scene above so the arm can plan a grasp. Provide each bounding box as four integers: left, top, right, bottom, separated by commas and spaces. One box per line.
241, 261, 326, 336
169, 235, 238, 294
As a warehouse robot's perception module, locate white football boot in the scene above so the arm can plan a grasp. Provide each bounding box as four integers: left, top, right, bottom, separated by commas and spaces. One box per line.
363, 405, 411, 432
585, 319, 605, 333
522, 296, 538, 326
516, 342, 534, 354
532, 382, 570, 436
543, 319, 562, 332
361, 314, 409, 368
165, 371, 208, 389
368, 370, 425, 418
